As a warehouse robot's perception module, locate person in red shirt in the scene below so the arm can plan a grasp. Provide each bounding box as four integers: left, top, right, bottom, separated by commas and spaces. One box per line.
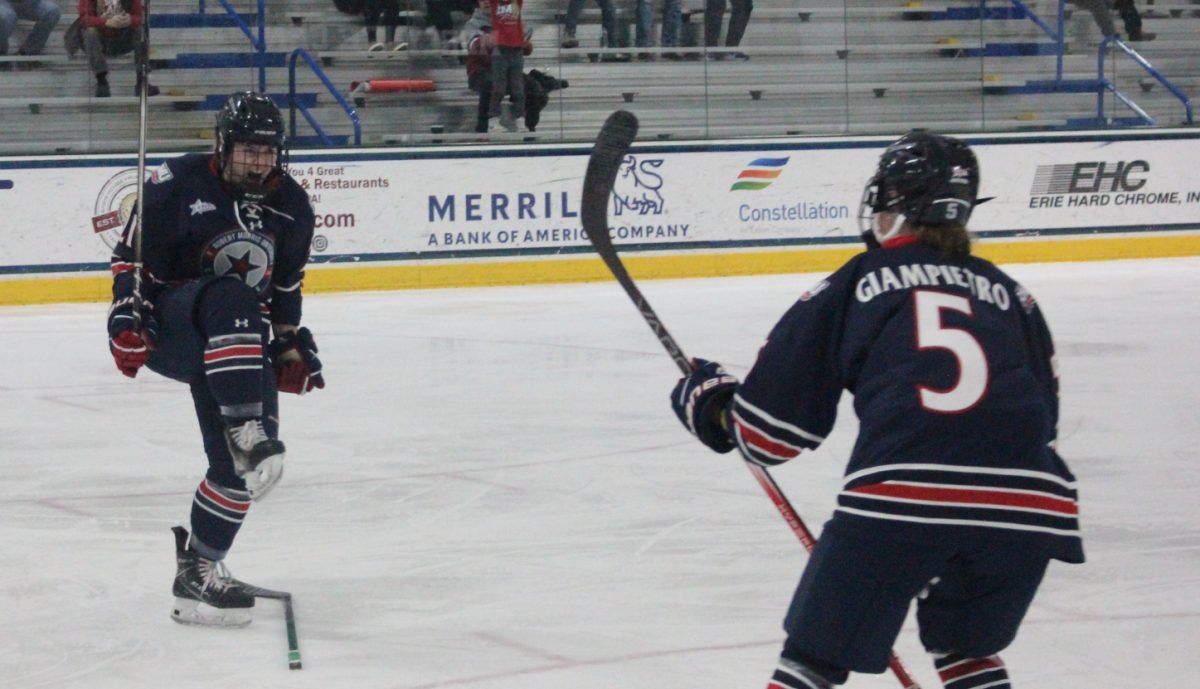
484, 0, 526, 131
77, 0, 157, 97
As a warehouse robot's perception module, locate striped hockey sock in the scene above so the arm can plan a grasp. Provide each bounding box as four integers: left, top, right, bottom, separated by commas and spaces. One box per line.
767, 657, 836, 689
189, 479, 251, 560
204, 333, 264, 419
933, 653, 1011, 689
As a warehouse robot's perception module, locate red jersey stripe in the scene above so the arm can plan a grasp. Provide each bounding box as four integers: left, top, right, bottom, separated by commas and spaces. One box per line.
735, 418, 801, 460
849, 482, 1077, 515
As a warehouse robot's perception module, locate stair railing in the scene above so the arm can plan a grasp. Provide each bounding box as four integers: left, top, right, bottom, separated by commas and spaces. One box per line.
1097, 37, 1193, 126
288, 48, 362, 146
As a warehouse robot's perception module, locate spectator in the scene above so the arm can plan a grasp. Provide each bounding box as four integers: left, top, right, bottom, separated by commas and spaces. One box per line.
425, 0, 475, 49
561, 0, 617, 51
0, 0, 61, 70
364, 0, 406, 51
484, 0, 527, 131
704, 0, 751, 60
77, 0, 158, 97
1073, 0, 1154, 42
466, 21, 567, 133
634, 0, 681, 61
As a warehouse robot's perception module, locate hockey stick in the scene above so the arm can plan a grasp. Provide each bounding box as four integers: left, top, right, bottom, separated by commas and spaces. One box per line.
131, 0, 150, 332
240, 585, 303, 670
580, 111, 923, 689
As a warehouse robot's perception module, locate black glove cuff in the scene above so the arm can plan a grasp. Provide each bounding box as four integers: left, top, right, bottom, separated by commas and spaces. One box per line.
695, 388, 737, 454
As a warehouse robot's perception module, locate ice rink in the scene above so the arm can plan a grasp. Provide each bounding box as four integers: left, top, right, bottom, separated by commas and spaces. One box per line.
1, 256, 1197, 689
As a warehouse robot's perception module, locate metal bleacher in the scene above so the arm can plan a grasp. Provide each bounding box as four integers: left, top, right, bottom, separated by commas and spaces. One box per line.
0, 0, 1195, 154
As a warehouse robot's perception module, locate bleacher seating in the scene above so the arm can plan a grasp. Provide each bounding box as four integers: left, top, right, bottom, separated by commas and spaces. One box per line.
0, 0, 1195, 153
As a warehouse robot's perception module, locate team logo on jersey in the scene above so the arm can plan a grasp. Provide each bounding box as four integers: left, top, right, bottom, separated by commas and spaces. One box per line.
91, 168, 145, 249
611, 155, 666, 216
150, 162, 173, 184
189, 198, 217, 216
729, 157, 789, 191
800, 279, 830, 301
201, 229, 275, 294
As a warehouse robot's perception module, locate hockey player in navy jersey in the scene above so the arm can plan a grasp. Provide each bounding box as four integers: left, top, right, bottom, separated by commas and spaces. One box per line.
106, 91, 322, 627
671, 132, 1083, 689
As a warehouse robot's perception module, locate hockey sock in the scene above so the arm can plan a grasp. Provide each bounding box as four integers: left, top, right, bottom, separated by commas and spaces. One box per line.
771, 641, 848, 689
933, 653, 1010, 689
196, 279, 266, 421
189, 478, 251, 560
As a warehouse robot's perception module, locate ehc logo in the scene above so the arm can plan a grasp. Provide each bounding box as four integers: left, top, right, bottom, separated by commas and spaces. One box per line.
1030, 160, 1148, 195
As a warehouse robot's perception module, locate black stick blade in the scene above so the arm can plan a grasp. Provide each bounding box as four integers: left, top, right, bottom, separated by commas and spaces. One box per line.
582, 110, 639, 253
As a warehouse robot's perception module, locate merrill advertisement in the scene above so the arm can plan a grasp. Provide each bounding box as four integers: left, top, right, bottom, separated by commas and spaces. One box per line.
0, 132, 1197, 273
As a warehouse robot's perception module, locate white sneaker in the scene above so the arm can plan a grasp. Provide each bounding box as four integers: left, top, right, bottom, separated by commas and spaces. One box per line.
393, 41, 409, 51
368, 42, 385, 52
515, 116, 526, 131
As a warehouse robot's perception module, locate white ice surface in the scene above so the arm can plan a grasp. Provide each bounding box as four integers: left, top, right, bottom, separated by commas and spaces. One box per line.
1, 257, 1197, 688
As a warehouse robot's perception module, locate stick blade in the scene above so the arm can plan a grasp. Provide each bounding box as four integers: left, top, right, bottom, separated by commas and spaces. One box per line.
582, 110, 639, 250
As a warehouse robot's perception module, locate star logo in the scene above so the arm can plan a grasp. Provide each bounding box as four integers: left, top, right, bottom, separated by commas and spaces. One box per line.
189, 198, 217, 216
224, 248, 263, 282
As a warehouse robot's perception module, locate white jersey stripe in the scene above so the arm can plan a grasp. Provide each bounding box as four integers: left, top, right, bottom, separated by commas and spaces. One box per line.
733, 394, 825, 443
842, 462, 1077, 489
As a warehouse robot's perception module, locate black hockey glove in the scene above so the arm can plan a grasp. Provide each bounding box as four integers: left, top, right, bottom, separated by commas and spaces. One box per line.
106, 295, 158, 378
269, 327, 325, 395
671, 358, 739, 454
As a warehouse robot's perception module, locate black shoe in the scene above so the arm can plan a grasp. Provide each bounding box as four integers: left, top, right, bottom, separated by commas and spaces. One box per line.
135, 82, 161, 96
95, 80, 111, 98
170, 526, 255, 627
561, 36, 579, 49
1127, 31, 1156, 41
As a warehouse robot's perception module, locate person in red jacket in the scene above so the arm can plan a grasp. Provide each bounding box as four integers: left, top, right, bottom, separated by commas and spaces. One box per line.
484, 0, 526, 131
77, 0, 157, 97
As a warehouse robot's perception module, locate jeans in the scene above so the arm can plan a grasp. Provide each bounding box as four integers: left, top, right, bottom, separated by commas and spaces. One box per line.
83, 25, 141, 75
704, 0, 752, 48
488, 45, 525, 119
563, 0, 617, 46
0, 0, 61, 55
635, 0, 681, 48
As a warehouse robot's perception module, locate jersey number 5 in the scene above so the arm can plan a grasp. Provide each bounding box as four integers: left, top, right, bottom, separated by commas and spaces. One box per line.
914, 290, 988, 413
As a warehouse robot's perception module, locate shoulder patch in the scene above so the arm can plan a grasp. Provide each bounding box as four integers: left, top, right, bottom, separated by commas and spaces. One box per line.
800, 279, 831, 302
1014, 283, 1037, 314
150, 162, 174, 184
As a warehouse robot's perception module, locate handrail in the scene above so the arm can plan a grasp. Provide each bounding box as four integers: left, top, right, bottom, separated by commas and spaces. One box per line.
214, 0, 267, 92
1098, 36, 1194, 125
1004, 0, 1066, 80
288, 48, 362, 146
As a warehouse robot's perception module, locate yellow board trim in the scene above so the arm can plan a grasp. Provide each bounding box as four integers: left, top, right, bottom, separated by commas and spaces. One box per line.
3, 233, 1198, 306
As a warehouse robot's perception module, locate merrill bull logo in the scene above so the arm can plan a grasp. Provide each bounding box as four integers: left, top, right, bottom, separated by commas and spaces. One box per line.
611, 155, 666, 216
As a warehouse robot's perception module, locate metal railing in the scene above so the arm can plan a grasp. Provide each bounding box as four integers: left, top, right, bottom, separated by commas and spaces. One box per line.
288, 48, 362, 146
210, 0, 267, 93
1097, 36, 1194, 126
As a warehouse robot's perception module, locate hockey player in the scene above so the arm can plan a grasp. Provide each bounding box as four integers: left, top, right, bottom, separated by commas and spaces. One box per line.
671, 132, 1083, 689
106, 91, 322, 627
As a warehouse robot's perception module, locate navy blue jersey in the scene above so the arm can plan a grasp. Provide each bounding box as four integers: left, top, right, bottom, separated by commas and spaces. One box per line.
111, 153, 316, 326
731, 237, 1083, 562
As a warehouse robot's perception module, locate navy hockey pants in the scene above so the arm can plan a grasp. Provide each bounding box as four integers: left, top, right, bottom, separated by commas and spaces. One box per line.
782, 519, 1049, 677
148, 276, 280, 483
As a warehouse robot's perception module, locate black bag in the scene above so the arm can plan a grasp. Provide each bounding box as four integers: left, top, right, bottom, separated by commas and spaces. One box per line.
333, 0, 366, 14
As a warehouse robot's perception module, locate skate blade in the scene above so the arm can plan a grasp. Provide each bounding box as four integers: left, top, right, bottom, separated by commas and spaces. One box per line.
171, 597, 253, 628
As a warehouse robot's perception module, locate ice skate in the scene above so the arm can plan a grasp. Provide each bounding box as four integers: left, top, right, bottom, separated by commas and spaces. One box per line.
170, 526, 255, 628
225, 418, 286, 499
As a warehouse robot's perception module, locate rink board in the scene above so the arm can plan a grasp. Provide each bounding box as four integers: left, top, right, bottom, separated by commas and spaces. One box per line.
2, 129, 1198, 305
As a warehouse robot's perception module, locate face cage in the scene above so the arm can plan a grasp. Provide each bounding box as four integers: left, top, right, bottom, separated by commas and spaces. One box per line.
218, 132, 287, 197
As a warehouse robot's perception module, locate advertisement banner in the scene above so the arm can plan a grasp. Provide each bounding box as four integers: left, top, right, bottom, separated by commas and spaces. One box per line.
1, 131, 1198, 275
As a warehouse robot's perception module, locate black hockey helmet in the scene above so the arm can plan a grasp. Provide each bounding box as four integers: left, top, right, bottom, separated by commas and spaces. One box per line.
214, 91, 287, 198
859, 131, 980, 244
